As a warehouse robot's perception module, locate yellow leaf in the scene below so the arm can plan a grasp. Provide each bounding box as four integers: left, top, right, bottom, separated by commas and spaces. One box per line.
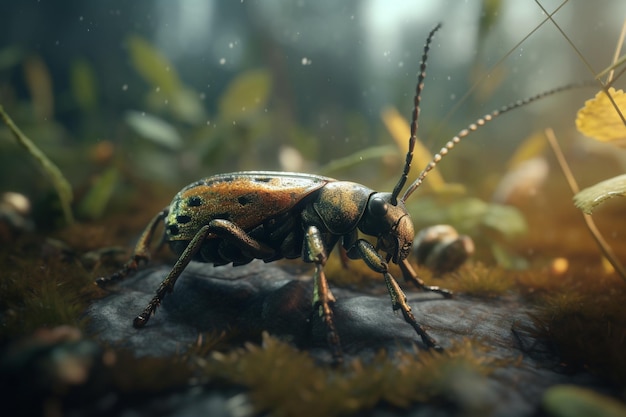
382, 106, 467, 195
381, 107, 444, 189
506, 131, 547, 169
575, 88, 626, 147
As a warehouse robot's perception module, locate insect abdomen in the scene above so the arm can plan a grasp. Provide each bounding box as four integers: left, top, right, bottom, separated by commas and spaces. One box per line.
164, 172, 332, 241
164, 171, 332, 265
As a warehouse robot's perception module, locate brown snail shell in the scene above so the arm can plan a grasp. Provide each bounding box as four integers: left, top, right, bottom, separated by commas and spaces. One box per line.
412, 224, 474, 276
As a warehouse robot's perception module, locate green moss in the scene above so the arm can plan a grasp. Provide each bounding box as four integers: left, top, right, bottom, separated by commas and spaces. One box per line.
106, 349, 193, 394
322, 249, 384, 290
0, 245, 97, 341
528, 276, 626, 385
324, 253, 515, 300
434, 262, 514, 298
197, 333, 496, 417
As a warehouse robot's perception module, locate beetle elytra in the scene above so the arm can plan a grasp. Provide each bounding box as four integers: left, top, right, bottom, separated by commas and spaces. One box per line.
98, 23, 582, 363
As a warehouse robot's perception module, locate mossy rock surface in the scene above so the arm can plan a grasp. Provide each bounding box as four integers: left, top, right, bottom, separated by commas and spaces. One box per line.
86, 260, 608, 417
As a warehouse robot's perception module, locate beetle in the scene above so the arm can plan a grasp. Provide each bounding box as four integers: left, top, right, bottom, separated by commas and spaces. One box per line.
97, 24, 581, 363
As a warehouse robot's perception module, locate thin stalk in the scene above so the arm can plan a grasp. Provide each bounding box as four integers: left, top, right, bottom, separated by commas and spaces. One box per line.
544, 127, 626, 282
0, 105, 74, 225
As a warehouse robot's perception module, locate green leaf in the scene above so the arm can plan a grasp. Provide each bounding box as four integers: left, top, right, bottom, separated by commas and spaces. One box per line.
77, 167, 119, 220
127, 35, 206, 124
478, 0, 502, 40
543, 385, 626, 417
125, 110, 183, 150
170, 87, 206, 124
70, 58, 98, 111
0, 46, 23, 70
574, 174, 626, 214
446, 198, 489, 232
482, 204, 527, 238
408, 197, 527, 239
127, 35, 182, 95
218, 69, 271, 122
491, 242, 528, 270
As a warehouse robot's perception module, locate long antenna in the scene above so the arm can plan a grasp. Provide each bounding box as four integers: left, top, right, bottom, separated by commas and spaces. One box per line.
400, 83, 587, 203
390, 23, 442, 205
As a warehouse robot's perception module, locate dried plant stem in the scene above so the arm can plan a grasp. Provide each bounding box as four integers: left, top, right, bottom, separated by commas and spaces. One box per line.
606, 18, 626, 83
536, 1, 626, 127
544, 128, 626, 282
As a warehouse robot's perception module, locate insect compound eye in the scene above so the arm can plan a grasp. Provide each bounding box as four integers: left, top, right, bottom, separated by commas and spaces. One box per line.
369, 196, 388, 217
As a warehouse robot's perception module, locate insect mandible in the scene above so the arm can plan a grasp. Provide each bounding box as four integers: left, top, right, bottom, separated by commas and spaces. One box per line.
97, 23, 580, 363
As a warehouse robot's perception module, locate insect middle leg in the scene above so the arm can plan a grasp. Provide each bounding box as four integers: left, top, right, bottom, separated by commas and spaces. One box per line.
304, 225, 343, 364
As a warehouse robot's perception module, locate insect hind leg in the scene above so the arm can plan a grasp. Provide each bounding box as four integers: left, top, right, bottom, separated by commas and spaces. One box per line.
208, 218, 276, 261
95, 208, 169, 287
134, 224, 212, 328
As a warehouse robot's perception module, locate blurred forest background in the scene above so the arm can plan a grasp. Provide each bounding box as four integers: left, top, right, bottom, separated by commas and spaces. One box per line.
0, 0, 624, 227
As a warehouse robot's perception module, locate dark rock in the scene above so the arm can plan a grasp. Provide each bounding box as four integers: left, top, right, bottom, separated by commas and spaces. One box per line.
88, 261, 457, 356
87, 261, 314, 355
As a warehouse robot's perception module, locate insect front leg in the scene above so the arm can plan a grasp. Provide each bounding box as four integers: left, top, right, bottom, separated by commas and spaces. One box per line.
345, 238, 441, 350
399, 258, 453, 298
304, 225, 343, 364
96, 208, 169, 287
